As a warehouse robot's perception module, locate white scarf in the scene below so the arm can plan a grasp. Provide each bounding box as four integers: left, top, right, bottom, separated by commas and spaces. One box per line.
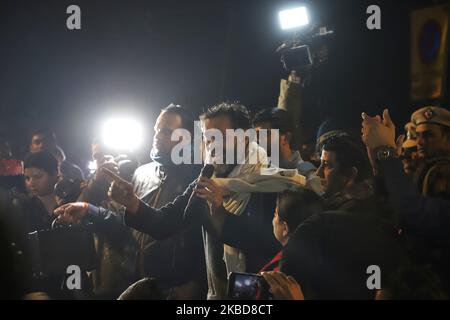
210, 142, 307, 275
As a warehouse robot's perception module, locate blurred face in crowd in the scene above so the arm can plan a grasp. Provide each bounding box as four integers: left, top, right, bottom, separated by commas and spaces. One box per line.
202, 115, 245, 175
255, 122, 290, 161
316, 149, 353, 197
24, 167, 57, 197
0, 140, 12, 160
30, 134, 56, 154
401, 147, 419, 176
255, 122, 273, 155
151, 111, 183, 161
91, 142, 105, 164
272, 206, 289, 246
416, 124, 450, 158
91, 142, 115, 167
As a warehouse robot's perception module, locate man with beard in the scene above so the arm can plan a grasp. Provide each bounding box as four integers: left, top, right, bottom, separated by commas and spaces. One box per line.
129, 104, 203, 299
74, 104, 205, 299
117, 103, 270, 299
56, 103, 273, 300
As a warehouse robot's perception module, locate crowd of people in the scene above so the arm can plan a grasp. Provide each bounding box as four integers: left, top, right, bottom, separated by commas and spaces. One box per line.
1, 73, 450, 300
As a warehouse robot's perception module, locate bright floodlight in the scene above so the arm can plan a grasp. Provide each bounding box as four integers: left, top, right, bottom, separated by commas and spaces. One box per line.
279, 7, 309, 30
88, 160, 97, 175
101, 118, 143, 151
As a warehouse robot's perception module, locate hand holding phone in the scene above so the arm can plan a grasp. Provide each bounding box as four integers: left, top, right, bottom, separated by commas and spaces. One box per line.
227, 272, 272, 300
102, 167, 140, 213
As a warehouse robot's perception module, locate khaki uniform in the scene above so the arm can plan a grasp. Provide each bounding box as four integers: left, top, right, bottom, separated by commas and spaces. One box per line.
414, 156, 450, 199
411, 106, 450, 199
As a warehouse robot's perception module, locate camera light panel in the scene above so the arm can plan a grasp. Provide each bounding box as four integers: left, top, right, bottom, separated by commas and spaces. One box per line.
101, 117, 143, 151
279, 7, 309, 30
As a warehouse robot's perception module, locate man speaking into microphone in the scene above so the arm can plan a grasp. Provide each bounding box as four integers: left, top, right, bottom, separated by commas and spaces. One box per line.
55, 103, 279, 300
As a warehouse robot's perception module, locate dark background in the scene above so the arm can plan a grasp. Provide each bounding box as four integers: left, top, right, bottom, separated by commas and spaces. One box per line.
0, 0, 442, 171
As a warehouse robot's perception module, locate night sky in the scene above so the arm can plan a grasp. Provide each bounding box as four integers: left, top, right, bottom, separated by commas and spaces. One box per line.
0, 0, 438, 171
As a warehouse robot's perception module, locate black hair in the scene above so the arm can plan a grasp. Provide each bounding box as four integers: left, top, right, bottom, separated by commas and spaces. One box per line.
315, 119, 350, 152
277, 189, 323, 233
253, 108, 297, 148
322, 137, 371, 182
24, 151, 58, 176
117, 278, 164, 300
161, 103, 195, 135
29, 127, 56, 144
200, 102, 251, 130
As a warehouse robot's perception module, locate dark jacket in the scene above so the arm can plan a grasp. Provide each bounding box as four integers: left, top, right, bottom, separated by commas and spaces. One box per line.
131, 162, 204, 293
122, 180, 224, 298
217, 193, 281, 274
78, 174, 138, 298
414, 156, 450, 199
124, 181, 280, 299
376, 157, 450, 294
82, 162, 204, 296
281, 210, 408, 299
323, 180, 373, 212
377, 158, 450, 237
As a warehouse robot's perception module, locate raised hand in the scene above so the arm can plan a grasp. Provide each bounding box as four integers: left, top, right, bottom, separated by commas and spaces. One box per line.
54, 202, 89, 225
361, 108, 396, 150
102, 167, 140, 214
261, 271, 305, 300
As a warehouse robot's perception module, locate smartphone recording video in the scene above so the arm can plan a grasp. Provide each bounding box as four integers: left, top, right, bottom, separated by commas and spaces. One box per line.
228, 272, 273, 300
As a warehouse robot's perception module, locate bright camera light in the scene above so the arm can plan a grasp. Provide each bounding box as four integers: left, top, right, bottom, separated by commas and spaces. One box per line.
88, 160, 97, 173
101, 117, 143, 151
279, 7, 309, 30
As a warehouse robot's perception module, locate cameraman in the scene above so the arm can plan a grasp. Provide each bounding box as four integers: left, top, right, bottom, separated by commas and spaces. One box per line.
71, 105, 205, 299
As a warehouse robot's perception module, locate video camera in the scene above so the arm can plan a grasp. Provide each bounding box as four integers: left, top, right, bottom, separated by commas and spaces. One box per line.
278, 24, 334, 73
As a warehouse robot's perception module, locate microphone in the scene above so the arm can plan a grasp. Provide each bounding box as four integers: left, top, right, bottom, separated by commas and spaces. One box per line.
183, 164, 215, 224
